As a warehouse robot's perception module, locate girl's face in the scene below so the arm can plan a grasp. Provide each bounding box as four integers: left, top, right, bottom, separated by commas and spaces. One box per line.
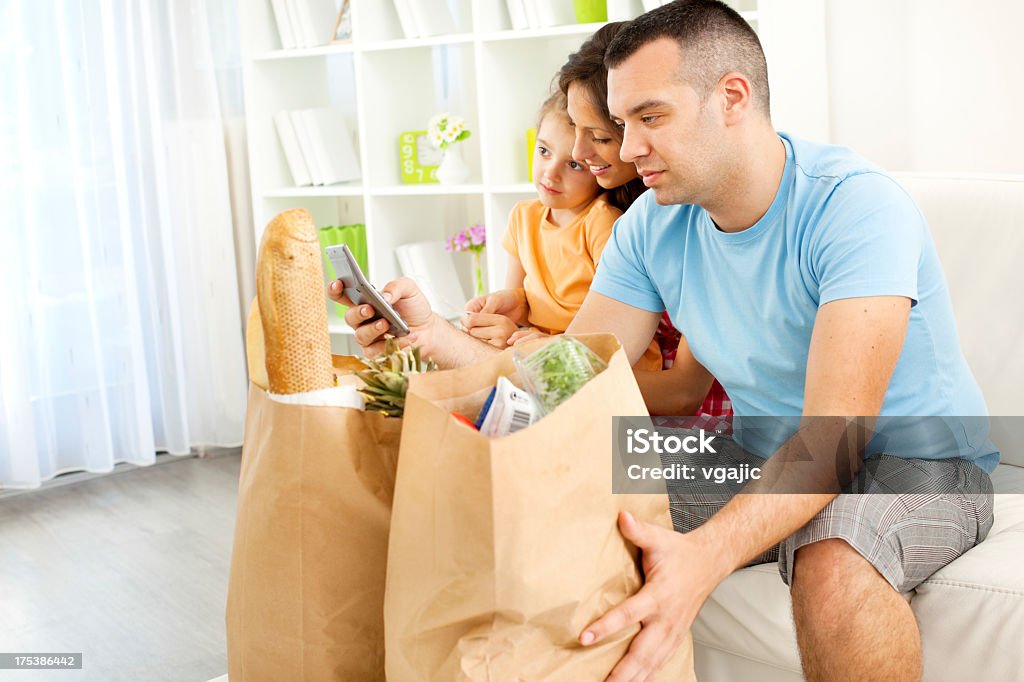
566, 82, 640, 190
533, 111, 600, 213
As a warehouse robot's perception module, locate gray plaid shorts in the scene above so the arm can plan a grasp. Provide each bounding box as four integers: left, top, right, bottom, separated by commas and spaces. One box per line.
668, 442, 995, 592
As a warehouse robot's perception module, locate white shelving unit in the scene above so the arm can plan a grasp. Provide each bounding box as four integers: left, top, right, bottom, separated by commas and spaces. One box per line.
238, 0, 763, 339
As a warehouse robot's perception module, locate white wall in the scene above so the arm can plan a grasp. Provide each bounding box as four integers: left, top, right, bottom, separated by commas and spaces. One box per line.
825, 0, 1024, 174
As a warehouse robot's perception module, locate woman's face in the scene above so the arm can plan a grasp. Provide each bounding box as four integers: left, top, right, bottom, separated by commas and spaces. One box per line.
566, 82, 640, 190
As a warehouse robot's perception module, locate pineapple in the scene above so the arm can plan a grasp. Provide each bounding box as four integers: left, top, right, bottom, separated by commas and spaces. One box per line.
356, 339, 437, 417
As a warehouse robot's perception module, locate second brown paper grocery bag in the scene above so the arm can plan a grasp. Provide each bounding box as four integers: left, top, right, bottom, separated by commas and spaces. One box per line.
384, 333, 695, 681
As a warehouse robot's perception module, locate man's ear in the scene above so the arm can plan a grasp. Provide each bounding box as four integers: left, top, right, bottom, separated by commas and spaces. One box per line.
719, 71, 754, 124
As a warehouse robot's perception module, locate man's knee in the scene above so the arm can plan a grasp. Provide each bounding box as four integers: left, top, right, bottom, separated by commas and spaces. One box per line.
793, 538, 866, 581
791, 539, 889, 622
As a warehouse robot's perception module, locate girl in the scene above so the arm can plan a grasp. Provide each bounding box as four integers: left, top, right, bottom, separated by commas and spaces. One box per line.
462, 91, 664, 370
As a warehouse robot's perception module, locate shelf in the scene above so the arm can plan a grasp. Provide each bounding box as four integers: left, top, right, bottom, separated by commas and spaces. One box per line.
359, 33, 476, 52
241, 0, 768, 299
369, 184, 486, 196
479, 22, 607, 43
253, 42, 356, 62
263, 184, 365, 198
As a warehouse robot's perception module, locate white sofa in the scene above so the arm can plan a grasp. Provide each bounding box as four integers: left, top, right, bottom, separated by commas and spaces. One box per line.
692, 174, 1024, 681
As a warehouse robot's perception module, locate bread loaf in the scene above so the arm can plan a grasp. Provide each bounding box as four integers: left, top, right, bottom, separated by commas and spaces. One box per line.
256, 208, 334, 394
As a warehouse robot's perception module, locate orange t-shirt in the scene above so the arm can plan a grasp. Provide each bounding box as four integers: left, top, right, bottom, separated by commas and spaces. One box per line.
501, 194, 662, 371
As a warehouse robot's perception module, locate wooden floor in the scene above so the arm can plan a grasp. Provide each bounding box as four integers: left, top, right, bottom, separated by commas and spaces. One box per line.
0, 450, 241, 682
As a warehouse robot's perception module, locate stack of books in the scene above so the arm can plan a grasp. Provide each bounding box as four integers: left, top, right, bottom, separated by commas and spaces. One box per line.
274, 108, 361, 187
390, 0, 458, 39
270, 0, 342, 49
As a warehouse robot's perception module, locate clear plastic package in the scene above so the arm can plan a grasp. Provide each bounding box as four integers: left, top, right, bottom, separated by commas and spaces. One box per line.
513, 337, 608, 414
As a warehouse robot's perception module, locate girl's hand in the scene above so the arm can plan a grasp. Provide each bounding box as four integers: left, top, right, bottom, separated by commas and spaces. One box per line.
509, 328, 550, 346
463, 312, 519, 348
464, 288, 529, 325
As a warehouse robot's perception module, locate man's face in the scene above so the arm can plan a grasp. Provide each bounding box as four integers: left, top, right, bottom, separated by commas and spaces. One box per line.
607, 38, 722, 206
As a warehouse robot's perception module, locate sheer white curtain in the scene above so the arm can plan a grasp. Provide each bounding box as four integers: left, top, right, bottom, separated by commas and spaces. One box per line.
0, 0, 248, 488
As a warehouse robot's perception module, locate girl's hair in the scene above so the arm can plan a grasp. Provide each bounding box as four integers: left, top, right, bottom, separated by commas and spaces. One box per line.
535, 88, 569, 129
556, 22, 646, 212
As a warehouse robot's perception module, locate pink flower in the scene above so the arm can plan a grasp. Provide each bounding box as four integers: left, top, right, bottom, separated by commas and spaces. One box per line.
446, 224, 486, 253
468, 223, 486, 247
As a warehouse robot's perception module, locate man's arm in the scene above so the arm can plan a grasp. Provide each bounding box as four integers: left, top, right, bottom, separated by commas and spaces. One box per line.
583, 295, 911, 682
337, 282, 660, 369
634, 336, 714, 416
567, 291, 661, 366
332, 277, 499, 368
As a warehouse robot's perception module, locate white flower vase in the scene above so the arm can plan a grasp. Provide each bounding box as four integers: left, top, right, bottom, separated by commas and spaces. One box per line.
436, 145, 470, 185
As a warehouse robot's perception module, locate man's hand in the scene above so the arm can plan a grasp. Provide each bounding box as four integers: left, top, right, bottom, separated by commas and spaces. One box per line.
329, 277, 435, 358
580, 511, 721, 682
463, 312, 519, 348
464, 288, 529, 325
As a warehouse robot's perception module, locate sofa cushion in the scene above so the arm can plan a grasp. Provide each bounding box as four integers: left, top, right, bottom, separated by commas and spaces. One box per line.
693, 463, 1024, 679
892, 175, 1024, 425
914, 473, 1024, 680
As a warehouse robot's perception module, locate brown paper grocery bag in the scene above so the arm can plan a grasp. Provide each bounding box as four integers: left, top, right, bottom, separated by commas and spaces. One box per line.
384, 334, 695, 681
226, 382, 400, 681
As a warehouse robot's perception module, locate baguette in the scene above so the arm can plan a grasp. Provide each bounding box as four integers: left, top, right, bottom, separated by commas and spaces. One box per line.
256, 208, 334, 394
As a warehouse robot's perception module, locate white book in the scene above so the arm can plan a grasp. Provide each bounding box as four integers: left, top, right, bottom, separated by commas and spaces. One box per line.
392, 0, 420, 39
290, 110, 325, 185
535, 0, 575, 27
395, 241, 467, 320
408, 0, 456, 37
505, 0, 529, 30
522, 0, 542, 29
283, 0, 309, 48
297, 0, 339, 47
273, 111, 312, 186
270, 0, 298, 49
292, 0, 319, 47
301, 108, 361, 185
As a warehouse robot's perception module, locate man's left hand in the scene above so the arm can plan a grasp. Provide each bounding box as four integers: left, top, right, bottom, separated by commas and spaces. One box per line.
580, 511, 720, 682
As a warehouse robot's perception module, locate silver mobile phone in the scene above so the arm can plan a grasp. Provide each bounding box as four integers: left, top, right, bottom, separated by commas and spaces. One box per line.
326, 244, 410, 337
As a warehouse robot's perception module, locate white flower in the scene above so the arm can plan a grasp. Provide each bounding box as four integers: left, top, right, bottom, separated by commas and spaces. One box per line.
428, 113, 448, 130
427, 112, 470, 149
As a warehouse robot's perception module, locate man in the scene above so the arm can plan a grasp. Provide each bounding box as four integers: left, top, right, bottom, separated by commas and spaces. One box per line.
332, 2, 996, 680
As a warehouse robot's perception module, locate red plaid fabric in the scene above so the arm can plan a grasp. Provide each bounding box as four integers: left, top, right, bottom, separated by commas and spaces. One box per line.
654, 311, 733, 419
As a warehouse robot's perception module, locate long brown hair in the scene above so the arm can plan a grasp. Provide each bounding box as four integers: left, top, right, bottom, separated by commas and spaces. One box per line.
557, 22, 646, 212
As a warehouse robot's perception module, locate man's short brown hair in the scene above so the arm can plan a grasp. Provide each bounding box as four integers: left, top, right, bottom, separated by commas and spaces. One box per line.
605, 0, 771, 117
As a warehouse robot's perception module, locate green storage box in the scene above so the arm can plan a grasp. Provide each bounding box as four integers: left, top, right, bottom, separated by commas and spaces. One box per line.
574, 0, 607, 23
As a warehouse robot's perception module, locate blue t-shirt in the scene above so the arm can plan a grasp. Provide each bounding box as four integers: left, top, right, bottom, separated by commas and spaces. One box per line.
592, 133, 998, 472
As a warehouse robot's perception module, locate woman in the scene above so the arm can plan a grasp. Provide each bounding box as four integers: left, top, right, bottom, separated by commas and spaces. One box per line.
557, 22, 732, 418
